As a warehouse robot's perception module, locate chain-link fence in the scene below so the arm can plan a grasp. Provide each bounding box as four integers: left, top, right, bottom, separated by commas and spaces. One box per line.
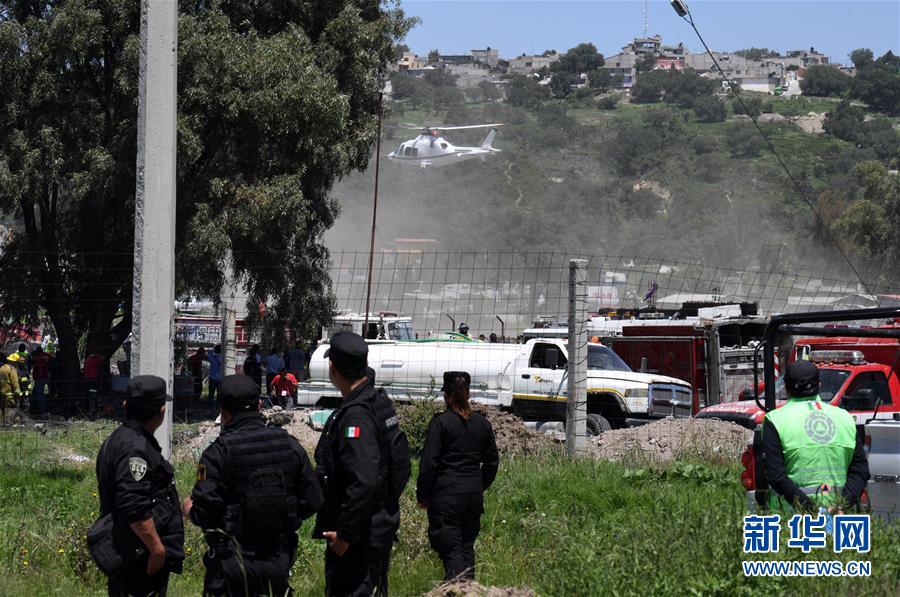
1, 250, 896, 466
330, 251, 893, 338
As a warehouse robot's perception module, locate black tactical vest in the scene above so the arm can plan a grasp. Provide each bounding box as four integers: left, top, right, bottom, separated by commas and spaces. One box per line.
217, 418, 301, 555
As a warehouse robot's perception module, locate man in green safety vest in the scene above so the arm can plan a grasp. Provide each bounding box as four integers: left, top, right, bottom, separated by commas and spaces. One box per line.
763, 360, 869, 511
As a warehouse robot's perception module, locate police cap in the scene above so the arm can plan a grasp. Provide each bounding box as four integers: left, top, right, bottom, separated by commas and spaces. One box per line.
441, 371, 471, 392
126, 375, 168, 419
218, 374, 261, 412
324, 332, 368, 374
784, 360, 819, 397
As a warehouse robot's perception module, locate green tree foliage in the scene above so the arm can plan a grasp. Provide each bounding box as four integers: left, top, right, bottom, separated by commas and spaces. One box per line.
734, 48, 777, 61
0, 1, 411, 387
427, 48, 440, 63
692, 96, 726, 122
597, 95, 619, 110
631, 69, 714, 106
635, 52, 657, 74
800, 65, 851, 97
849, 50, 900, 115
849, 48, 874, 70
630, 69, 668, 103
394, 42, 410, 60
587, 69, 613, 91
738, 94, 766, 118
620, 188, 663, 218
390, 69, 462, 108
391, 72, 434, 106
552, 43, 605, 75
864, 121, 900, 165
505, 74, 550, 110
477, 79, 502, 102
608, 108, 684, 175
725, 123, 763, 157
550, 72, 577, 99
823, 101, 900, 164
664, 69, 716, 107
830, 162, 899, 283
823, 100, 867, 143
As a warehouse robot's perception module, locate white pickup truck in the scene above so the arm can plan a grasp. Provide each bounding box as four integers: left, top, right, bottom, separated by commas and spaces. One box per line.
296, 338, 692, 434
866, 416, 900, 522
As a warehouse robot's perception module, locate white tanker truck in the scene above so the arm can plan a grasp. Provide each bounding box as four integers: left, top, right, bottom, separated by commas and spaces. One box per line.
296, 338, 692, 433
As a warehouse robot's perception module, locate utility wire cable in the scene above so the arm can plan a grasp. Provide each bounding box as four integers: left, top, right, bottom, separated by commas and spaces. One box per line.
676, 6, 874, 297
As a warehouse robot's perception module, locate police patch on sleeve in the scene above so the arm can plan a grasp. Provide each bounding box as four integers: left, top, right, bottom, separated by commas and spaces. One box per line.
196, 464, 206, 481
129, 457, 148, 481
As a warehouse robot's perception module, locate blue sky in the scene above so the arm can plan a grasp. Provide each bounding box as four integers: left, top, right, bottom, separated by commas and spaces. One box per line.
399, 1, 900, 66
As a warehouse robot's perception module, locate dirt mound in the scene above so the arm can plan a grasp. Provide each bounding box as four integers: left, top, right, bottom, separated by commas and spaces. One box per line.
424, 580, 536, 597
472, 403, 552, 455
471, 404, 551, 456
793, 112, 825, 134
176, 404, 542, 462
590, 417, 752, 465
174, 408, 323, 462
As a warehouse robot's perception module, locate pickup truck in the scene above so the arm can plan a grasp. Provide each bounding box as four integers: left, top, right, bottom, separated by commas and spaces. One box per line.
866, 416, 900, 522
297, 338, 692, 434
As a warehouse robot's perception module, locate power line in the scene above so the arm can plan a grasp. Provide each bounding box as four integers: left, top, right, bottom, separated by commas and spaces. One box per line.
674, 4, 875, 298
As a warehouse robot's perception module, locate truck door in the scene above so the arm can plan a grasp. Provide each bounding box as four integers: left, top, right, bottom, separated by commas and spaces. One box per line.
514, 343, 568, 402
839, 371, 895, 425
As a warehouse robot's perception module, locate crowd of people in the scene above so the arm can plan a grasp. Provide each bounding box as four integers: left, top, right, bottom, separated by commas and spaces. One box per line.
179, 340, 309, 411
91, 330, 500, 596
1, 343, 54, 423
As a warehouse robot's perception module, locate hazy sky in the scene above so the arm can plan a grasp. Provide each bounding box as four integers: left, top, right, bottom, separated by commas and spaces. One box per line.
399, 0, 900, 66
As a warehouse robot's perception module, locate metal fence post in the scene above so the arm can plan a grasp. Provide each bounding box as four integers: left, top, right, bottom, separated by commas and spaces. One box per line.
566, 259, 589, 456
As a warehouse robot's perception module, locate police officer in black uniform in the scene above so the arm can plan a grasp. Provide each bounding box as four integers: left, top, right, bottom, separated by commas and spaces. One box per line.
184, 375, 323, 596
95, 375, 185, 596
314, 332, 399, 596
417, 371, 499, 582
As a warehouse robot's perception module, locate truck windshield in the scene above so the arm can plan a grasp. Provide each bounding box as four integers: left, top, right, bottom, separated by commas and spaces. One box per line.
388, 321, 415, 341
773, 368, 851, 402
587, 345, 632, 372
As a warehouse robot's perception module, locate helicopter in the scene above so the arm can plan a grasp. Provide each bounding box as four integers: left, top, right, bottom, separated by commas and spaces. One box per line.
387, 123, 503, 168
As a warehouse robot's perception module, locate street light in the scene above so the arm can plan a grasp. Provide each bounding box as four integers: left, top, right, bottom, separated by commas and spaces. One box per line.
670, 0, 689, 17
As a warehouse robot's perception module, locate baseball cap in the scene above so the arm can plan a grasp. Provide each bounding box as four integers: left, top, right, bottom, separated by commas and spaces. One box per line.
324, 332, 368, 373
126, 375, 169, 419
784, 360, 819, 397
441, 371, 471, 392
218, 374, 261, 412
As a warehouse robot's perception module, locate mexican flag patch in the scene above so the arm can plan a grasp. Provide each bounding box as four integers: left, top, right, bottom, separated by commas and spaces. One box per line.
344, 426, 361, 439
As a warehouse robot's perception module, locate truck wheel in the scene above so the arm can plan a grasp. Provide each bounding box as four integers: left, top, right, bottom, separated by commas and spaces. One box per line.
586, 414, 612, 436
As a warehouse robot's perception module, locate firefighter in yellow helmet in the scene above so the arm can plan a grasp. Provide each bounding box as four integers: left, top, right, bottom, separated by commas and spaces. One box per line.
1, 353, 22, 425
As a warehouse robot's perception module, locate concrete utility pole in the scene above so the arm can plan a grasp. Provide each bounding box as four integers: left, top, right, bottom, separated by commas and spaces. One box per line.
566, 259, 589, 456
132, 0, 178, 459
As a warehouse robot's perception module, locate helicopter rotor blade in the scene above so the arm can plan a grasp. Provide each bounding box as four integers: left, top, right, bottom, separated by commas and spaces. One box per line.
429, 123, 504, 131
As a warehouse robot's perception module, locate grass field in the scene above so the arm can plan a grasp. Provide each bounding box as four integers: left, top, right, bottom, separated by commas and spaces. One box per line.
1, 422, 898, 596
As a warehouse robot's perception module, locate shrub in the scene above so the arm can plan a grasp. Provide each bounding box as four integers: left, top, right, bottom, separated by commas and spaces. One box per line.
397, 394, 443, 456
692, 96, 726, 122
800, 64, 851, 97
725, 122, 763, 157
597, 95, 619, 110
691, 135, 719, 154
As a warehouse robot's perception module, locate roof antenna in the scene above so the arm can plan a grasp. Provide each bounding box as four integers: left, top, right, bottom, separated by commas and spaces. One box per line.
643, 0, 649, 36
